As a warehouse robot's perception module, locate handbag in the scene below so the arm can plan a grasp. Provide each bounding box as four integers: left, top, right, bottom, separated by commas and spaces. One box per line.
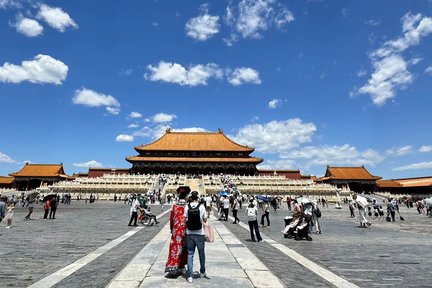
204, 223, 214, 243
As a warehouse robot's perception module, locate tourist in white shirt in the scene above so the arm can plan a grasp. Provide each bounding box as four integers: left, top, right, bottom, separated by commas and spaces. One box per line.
184, 191, 210, 283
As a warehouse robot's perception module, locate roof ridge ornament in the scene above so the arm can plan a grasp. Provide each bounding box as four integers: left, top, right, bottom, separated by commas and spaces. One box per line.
218, 128, 223, 134
166, 128, 171, 133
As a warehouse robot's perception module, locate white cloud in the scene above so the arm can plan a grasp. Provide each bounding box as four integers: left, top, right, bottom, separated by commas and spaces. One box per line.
419, 145, 432, 153
357, 70, 367, 77
145, 61, 223, 86
0, 0, 21, 9
73, 88, 120, 114
186, 5, 220, 41
227, 67, 261, 86
425, 66, 432, 75
357, 54, 412, 106
365, 19, 380, 26
116, 134, 134, 142
37, 4, 78, 32
283, 145, 384, 167
230, 119, 316, 154
393, 161, 432, 171
0, 152, 16, 163
268, 99, 279, 108
106, 107, 120, 115
128, 123, 139, 129
133, 125, 207, 140
0, 54, 68, 85
225, 0, 294, 44
13, 16, 43, 37
73, 160, 104, 168
355, 13, 432, 106
153, 113, 176, 123
172, 127, 207, 133
385, 145, 413, 156
129, 112, 142, 118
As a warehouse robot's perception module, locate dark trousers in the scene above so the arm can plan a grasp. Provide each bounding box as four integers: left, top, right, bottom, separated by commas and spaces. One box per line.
25, 207, 33, 219
233, 209, 239, 223
260, 211, 270, 226
129, 212, 138, 225
390, 210, 396, 221
49, 208, 56, 219
44, 209, 49, 219
224, 208, 229, 221
248, 220, 262, 241
349, 207, 355, 217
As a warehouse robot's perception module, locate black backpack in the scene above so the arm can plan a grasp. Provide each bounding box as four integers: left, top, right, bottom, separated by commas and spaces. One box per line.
187, 203, 202, 230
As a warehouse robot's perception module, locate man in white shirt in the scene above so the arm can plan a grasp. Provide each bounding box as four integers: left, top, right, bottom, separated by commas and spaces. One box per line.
184, 191, 209, 283
128, 196, 140, 226
220, 196, 230, 221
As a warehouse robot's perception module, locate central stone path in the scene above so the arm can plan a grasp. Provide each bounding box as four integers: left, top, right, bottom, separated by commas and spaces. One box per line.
107, 218, 284, 288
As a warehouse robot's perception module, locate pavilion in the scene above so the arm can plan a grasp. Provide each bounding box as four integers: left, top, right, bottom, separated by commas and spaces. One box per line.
0, 176, 14, 189
377, 176, 432, 196
9, 163, 69, 190
320, 165, 381, 193
126, 129, 263, 175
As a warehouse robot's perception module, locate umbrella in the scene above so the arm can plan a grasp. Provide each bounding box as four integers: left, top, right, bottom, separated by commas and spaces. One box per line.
43, 194, 56, 202
424, 197, 432, 208
296, 196, 313, 205
176, 186, 191, 194
255, 195, 272, 202
26, 191, 39, 201
219, 191, 229, 197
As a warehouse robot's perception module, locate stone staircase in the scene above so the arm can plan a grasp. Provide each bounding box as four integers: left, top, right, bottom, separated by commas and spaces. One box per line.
184, 178, 206, 195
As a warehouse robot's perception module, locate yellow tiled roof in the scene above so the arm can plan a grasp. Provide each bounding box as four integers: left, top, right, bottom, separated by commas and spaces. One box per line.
135, 130, 254, 152
324, 166, 381, 180
126, 156, 263, 163
0, 176, 14, 184
10, 164, 67, 178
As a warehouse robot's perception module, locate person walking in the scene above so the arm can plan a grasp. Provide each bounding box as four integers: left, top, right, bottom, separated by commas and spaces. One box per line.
246, 201, 262, 242
165, 186, 190, 276
349, 200, 356, 218
128, 196, 140, 226
0, 197, 6, 224
49, 196, 58, 219
260, 201, 270, 227
4, 202, 15, 228
353, 194, 371, 228
312, 203, 322, 234
387, 198, 396, 222
232, 197, 240, 224
219, 196, 229, 221
43, 199, 50, 219
185, 191, 209, 283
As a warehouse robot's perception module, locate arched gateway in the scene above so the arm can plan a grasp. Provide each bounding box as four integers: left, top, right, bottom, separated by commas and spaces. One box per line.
126, 129, 263, 175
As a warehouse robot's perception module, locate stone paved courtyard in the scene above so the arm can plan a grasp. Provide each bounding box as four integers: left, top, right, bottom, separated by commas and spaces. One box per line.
0, 201, 431, 288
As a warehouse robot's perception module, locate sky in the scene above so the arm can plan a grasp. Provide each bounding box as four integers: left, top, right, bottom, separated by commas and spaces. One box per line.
1, 0, 432, 179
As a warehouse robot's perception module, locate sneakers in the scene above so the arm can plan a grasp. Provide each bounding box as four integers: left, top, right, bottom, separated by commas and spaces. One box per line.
187, 277, 193, 283
200, 273, 211, 279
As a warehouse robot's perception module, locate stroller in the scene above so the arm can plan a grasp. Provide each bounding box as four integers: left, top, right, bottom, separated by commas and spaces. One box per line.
283, 201, 314, 241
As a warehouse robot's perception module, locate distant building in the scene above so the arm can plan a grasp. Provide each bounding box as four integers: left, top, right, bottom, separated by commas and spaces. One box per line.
0, 176, 14, 188
87, 168, 130, 178
320, 165, 381, 192
126, 129, 263, 175
377, 176, 432, 196
9, 163, 68, 191
258, 170, 302, 179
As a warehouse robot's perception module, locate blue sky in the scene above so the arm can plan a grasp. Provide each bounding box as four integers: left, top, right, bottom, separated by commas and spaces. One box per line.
1, 0, 432, 179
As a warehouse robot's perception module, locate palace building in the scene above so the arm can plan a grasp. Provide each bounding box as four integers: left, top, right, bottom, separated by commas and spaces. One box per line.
9, 163, 68, 190
320, 165, 381, 193
126, 129, 263, 175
